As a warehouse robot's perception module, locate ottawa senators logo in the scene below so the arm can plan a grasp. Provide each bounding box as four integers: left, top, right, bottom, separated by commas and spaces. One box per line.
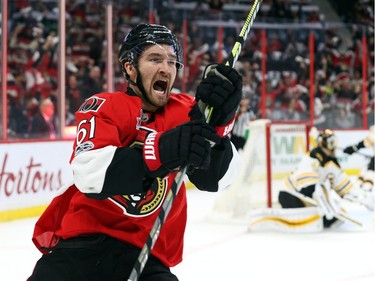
78, 96, 106, 113
108, 177, 167, 217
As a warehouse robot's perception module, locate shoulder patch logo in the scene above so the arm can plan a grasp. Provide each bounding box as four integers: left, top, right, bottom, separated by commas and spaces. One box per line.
79, 97, 106, 113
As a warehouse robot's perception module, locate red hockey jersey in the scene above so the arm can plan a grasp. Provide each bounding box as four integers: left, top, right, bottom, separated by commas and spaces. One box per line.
32, 91, 196, 267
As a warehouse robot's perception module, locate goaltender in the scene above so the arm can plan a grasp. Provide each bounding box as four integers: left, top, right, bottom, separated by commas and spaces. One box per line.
249, 129, 374, 232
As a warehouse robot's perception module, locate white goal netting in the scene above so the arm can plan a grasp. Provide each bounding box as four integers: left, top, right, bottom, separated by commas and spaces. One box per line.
206, 119, 310, 223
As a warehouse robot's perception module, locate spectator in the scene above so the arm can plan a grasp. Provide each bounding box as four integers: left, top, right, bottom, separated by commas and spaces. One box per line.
335, 73, 357, 101
230, 97, 254, 151
284, 98, 302, 121
334, 107, 356, 128
7, 95, 29, 139
269, 0, 293, 21
66, 73, 82, 114
314, 97, 327, 129
65, 100, 76, 126
81, 65, 104, 99
269, 101, 284, 121
29, 97, 59, 139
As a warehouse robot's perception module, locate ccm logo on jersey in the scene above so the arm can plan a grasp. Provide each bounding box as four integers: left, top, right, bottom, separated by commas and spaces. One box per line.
78, 96, 106, 113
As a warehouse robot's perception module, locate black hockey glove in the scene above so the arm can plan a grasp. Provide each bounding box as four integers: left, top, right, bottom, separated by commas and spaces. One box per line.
193, 63, 242, 129
143, 121, 221, 178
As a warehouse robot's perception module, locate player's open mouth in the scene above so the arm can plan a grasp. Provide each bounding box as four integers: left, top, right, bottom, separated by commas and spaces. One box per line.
153, 79, 168, 95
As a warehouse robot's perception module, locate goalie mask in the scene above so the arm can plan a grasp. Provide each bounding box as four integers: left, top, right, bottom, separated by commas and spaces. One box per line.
317, 129, 337, 152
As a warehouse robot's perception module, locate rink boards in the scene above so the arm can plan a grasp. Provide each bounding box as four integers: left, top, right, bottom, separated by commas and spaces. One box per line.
0, 129, 372, 221
0, 140, 74, 221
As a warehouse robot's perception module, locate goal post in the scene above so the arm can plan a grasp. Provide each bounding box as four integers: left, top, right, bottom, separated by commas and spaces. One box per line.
208, 119, 311, 222
264, 120, 311, 207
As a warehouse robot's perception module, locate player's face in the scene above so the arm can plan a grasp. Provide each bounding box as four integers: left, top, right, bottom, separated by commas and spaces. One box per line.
136, 44, 178, 111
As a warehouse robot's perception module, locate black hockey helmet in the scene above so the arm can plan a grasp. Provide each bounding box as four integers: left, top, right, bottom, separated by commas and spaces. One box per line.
317, 129, 337, 151
119, 23, 183, 78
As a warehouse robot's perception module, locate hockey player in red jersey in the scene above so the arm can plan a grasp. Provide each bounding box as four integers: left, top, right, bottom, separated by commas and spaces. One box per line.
28, 24, 242, 281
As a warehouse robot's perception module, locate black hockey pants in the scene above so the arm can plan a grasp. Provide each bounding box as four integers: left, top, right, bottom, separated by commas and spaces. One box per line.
27, 234, 179, 281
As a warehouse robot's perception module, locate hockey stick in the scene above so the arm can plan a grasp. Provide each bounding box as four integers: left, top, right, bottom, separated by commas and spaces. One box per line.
127, 1, 262, 280
201, 0, 262, 120
285, 188, 363, 227
338, 147, 373, 159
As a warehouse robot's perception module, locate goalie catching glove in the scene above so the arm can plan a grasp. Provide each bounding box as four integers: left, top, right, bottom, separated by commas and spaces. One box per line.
190, 63, 242, 137
143, 121, 221, 178
344, 185, 375, 211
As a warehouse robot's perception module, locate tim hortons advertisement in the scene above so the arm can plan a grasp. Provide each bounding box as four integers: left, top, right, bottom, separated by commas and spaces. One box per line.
0, 141, 74, 220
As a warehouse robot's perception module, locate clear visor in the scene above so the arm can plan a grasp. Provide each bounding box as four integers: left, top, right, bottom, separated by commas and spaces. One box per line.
132, 42, 184, 70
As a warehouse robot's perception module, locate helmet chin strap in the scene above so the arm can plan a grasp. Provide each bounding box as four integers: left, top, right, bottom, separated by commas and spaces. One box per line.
129, 67, 159, 109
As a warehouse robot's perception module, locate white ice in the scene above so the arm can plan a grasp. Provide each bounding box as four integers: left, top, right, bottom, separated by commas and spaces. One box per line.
1, 188, 374, 281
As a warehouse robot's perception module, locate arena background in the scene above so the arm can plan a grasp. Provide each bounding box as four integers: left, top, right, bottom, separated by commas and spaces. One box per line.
0, 0, 374, 221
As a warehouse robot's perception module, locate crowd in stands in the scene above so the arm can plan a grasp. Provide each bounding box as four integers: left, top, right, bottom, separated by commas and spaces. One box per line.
3, 0, 374, 140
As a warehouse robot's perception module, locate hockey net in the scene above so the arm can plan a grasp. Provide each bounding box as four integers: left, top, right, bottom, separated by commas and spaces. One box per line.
207, 119, 311, 223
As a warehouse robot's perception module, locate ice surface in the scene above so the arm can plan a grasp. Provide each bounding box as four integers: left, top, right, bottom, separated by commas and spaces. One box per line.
1, 188, 374, 281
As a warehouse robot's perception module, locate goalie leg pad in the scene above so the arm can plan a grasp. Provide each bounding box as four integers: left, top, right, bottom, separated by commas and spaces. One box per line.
248, 207, 323, 233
